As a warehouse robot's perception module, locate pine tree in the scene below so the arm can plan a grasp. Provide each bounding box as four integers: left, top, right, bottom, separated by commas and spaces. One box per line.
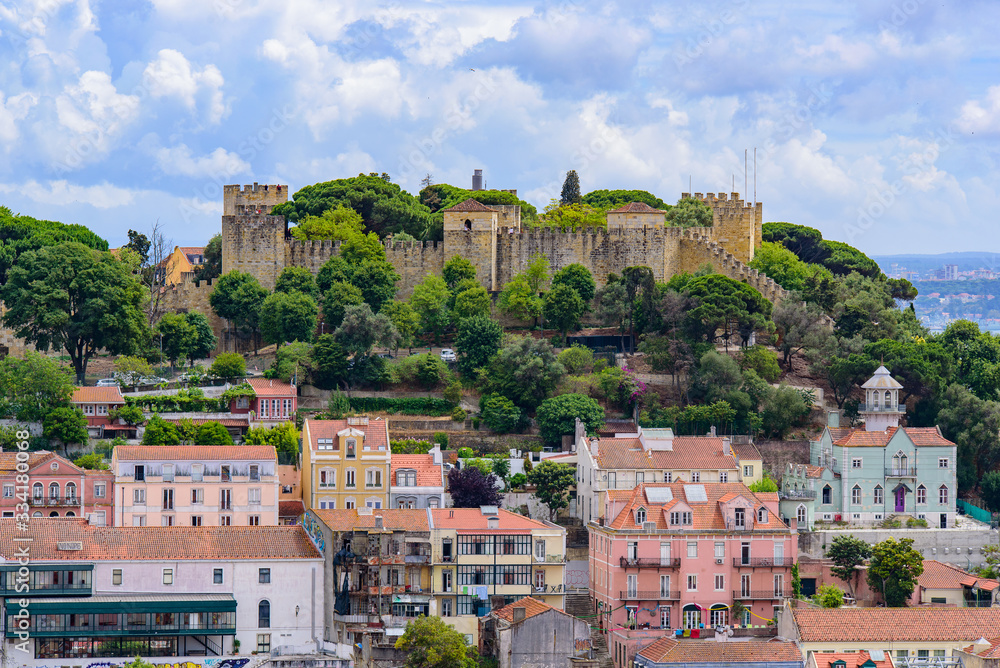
560, 170, 581, 205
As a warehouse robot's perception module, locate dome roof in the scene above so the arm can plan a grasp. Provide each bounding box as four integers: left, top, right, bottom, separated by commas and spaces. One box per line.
861, 365, 904, 390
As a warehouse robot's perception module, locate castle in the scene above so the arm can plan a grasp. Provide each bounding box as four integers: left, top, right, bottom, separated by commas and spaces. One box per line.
0, 182, 788, 357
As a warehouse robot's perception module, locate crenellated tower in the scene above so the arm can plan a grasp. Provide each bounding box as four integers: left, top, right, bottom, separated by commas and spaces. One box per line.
683, 192, 762, 264
221, 183, 289, 290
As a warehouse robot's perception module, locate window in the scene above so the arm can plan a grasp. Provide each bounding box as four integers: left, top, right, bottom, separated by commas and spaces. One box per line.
162, 516, 174, 526
259, 568, 271, 583
346, 439, 357, 458
258, 600, 270, 628
249, 488, 261, 505
714, 542, 725, 558
250, 465, 260, 481
112, 569, 122, 585
220, 489, 232, 510
734, 507, 745, 529
346, 469, 356, 488
917, 485, 927, 504
162, 488, 174, 511
163, 569, 173, 585
442, 598, 453, 617
719, 472, 728, 483
132, 515, 146, 526
686, 574, 697, 591
773, 573, 784, 597
874, 485, 883, 505
442, 569, 453, 592
714, 574, 724, 591
65, 482, 76, 500
660, 575, 672, 597
162, 464, 174, 482
757, 508, 768, 523
317, 438, 334, 451
221, 465, 231, 482
743, 465, 753, 477
366, 469, 382, 487
635, 472, 644, 485
319, 469, 335, 488
687, 541, 698, 558
660, 606, 671, 628
797, 505, 807, 524
691, 472, 700, 482
669, 511, 692, 525
663, 472, 672, 482
220, 515, 231, 526
635, 508, 646, 524
191, 516, 202, 527
939, 458, 949, 469
191, 488, 204, 504
133, 489, 146, 505
852, 458, 862, 469
249, 515, 260, 526
397, 470, 417, 486
534, 570, 545, 590
2, 484, 12, 498
47, 482, 59, 499
851, 485, 861, 505
534, 540, 546, 561
192, 464, 203, 482
257, 634, 271, 653
939, 485, 949, 505
213, 568, 223, 584
32, 482, 42, 500
135, 465, 145, 481
822, 485, 831, 504
94, 483, 105, 498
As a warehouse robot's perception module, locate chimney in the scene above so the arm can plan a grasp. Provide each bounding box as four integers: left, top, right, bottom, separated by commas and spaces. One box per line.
590, 438, 599, 457
430, 444, 442, 466
827, 410, 840, 429
709, 425, 716, 437
512, 607, 526, 623
375, 515, 383, 529
472, 169, 483, 191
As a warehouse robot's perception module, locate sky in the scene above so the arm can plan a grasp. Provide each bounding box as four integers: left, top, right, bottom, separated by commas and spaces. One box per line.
1, 0, 999, 258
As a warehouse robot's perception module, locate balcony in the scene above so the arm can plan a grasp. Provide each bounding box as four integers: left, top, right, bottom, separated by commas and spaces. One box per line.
732, 558, 795, 568
619, 590, 681, 601
732, 589, 793, 600
619, 557, 681, 569
29, 496, 80, 507
885, 467, 918, 477
780, 489, 816, 500
863, 404, 904, 413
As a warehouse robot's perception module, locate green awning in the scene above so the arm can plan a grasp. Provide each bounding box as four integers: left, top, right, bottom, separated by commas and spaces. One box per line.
6, 594, 236, 614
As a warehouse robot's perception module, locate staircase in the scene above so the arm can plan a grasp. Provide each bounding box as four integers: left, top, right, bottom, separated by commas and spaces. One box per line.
564, 593, 613, 668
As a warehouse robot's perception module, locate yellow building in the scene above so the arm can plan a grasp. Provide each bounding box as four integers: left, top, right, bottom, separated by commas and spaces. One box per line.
302, 418, 391, 510
156, 246, 206, 285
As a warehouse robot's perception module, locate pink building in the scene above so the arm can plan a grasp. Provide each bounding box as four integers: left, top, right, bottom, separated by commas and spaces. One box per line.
589, 482, 797, 665
231, 378, 297, 427
0, 452, 115, 525
71, 386, 126, 438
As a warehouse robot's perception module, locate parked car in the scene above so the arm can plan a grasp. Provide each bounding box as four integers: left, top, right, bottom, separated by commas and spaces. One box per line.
440, 348, 457, 363
95, 378, 119, 387
140, 376, 169, 385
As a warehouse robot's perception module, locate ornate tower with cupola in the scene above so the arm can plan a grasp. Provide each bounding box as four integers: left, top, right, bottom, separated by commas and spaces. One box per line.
859, 365, 905, 432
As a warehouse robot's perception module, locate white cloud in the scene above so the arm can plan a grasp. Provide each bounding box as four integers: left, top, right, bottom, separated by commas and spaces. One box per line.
0, 180, 140, 208
0, 92, 38, 146
53, 71, 140, 160
956, 85, 1000, 134
143, 49, 228, 124
154, 144, 250, 178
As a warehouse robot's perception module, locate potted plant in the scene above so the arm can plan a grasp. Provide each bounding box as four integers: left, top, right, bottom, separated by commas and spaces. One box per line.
233, 639, 241, 654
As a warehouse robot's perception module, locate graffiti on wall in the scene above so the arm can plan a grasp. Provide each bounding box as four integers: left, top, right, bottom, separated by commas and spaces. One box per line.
30, 657, 251, 668
565, 560, 589, 589
300, 511, 326, 554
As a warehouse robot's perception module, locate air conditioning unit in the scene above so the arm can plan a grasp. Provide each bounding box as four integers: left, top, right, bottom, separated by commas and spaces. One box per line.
715, 558, 724, 565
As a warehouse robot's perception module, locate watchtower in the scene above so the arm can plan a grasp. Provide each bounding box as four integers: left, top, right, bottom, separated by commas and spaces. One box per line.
684, 192, 762, 264
221, 183, 289, 290
606, 202, 667, 230
442, 198, 500, 291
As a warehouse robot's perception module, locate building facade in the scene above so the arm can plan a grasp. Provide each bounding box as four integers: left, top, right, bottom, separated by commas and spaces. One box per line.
229, 378, 297, 427
389, 448, 444, 509
302, 418, 391, 511
589, 483, 796, 661
71, 387, 125, 438
478, 598, 592, 668
0, 452, 114, 525
0, 520, 324, 667
111, 445, 279, 527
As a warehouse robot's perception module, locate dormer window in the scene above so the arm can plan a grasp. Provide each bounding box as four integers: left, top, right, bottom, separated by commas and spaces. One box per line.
734, 508, 745, 529
317, 438, 334, 451
346, 439, 356, 458
757, 508, 767, 524
636, 508, 646, 524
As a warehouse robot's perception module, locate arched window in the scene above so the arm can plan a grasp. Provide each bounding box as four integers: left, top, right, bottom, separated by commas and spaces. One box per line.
65, 511, 75, 517
258, 600, 270, 628
796, 505, 807, 524
884, 390, 892, 408
464, 219, 472, 231
757, 508, 768, 524
939, 485, 949, 505
917, 485, 927, 504
822, 485, 831, 505
32, 483, 43, 500
893, 451, 907, 472
709, 603, 728, 626
48, 482, 59, 499
65, 482, 77, 500
49, 511, 58, 517
872, 391, 880, 409
31, 511, 42, 518
636, 507, 647, 524
851, 485, 861, 505
873, 485, 883, 505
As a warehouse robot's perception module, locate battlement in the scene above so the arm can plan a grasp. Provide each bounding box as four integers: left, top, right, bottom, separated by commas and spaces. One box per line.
683, 192, 761, 210
223, 183, 288, 216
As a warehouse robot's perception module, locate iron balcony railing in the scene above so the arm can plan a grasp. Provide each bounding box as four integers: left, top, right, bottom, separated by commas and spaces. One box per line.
885, 467, 918, 477
780, 490, 816, 499
619, 590, 681, 601
619, 557, 681, 569
733, 557, 795, 568
863, 404, 904, 413
732, 589, 793, 600
29, 496, 80, 507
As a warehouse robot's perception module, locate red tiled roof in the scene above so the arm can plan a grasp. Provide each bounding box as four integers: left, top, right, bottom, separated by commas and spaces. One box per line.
114, 445, 276, 461
0, 452, 51, 473
597, 420, 638, 436
72, 386, 124, 403
161, 417, 249, 427
792, 607, 1000, 642
606, 483, 790, 532
607, 202, 666, 214
247, 377, 296, 397
831, 426, 954, 447
920, 560, 980, 591
279, 500, 305, 518
637, 637, 801, 663
805, 465, 825, 478
313, 509, 429, 532
430, 508, 551, 531
812, 651, 893, 668
730, 441, 761, 462
904, 427, 954, 446
0, 519, 321, 560
443, 198, 495, 213
595, 436, 737, 471
391, 454, 443, 487
179, 246, 205, 263
492, 597, 555, 623
305, 418, 389, 452
970, 637, 1000, 658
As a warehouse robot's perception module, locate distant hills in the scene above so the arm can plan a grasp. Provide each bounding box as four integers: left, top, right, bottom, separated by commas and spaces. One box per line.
872, 251, 1000, 276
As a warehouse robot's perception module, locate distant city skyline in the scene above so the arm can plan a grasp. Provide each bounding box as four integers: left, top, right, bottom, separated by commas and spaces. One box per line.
1, 2, 1000, 254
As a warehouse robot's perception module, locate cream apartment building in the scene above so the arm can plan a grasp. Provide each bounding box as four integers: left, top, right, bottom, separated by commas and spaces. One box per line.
301, 418, 391, 510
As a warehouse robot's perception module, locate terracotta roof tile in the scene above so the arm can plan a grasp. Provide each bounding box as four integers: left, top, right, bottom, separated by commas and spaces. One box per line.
492, 597, 554, 623
792, 607, 1000, 642
72, 386, 124, 403
0, 519, 321, 560
391, 454, 443, 487
0, 452, 51, 473
114, 445, 276, 461
305, 418, 389, 452
430, 508, 551, 531
831, 426, 954, 448
919, 560, 979, 591
805, 465, 825, 478
812, 651, 893, 668
161, 417, 249, 427
972, 637, 1000, 658
730, 441, 761, 462
279, 500, 305, 518
904, 427, 954, 446
597, 420, 639, 436
607, 483, 790, 532
247, 377, 296, 397
313, 508, 429, 532
607, 202, 667, 214
595, 437, 738, 472
637, 638, 801, 663
443, 198, 496, 213
833, 428, 897, 447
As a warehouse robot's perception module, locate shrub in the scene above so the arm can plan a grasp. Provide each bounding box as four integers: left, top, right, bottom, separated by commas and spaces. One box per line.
814, 584, 844, 608
391, 439, 434, 454
906, 517, 928, 528
737, 345, 781, 383
73, 453, 108, 470
593, 358, 608, 373
535, 393, 604, 445
457, 447, 474, 459
509, 473, 528, 489
472, 417, 480, 430
433, 431, 449, 449
479, 394, 522, 433
451, 407, 467, 422
443, 380, 463, 404
558, 345, 594, 374
210, 353, 246, 379
391, 354, 451, 388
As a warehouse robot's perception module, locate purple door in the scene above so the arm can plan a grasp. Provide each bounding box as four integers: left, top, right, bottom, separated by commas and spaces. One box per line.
895, 488, 905, 512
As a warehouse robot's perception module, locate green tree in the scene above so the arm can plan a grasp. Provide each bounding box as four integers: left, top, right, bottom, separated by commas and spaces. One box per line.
583, 189, 667, 211
442, 256, 477, 290
558, 345, 594, 374
535, 394, 604, 445
244, 422, 299, 462
0, 352, 75, 422
323, 281, 365, 330
748, 241, 828, 293
274, 266, 320, 301
260, 291, 319, 347
156, 312, 196, 368
195, 421, 234, 445
74, 453, 109, 470
537, 201, 606, 231
560, 170, 582, 205
193, 233, 222, 282
497, 274, 542, 323
452, 286, 491, 322
684, 273, 772, 348
482, 336, 566, 410
184, 312, 218, 365
335, 304, 400, 358
394, 614, 477, 668
0, 205, 109, 285
382, 300, 421, 353
748, 476, 779, 493
455, 316, 503, 376
867, 537, 924, 607
815, 584, 844, 608
210, 352, 247, 379
289, 205, 367, 241
274, 341, 314, 383
525, 253, 551, 293
141, 414, 181, 445
113, 355, 155, 389
737, 345, 781, 383
981, 471, 1000, 512
596, 281, 630, 345
410, 274, 451, 344
666, 197, 713, 227
43, 407, 88, 455
543, 284, 586, 337
552, 263, 596, 303
311, 335, 350, 390
935, 383, 1000, 492
1, 243, 149, 383
528, 460, 577, 520
210, 270, 268, 349
353, 259, 400, 313
479, 394, 522, 433
773, 299, 829, 369
108, 405, 146, 427
827, 535, 872, 599
416, 354, 446, 389
759, 385, 810, 438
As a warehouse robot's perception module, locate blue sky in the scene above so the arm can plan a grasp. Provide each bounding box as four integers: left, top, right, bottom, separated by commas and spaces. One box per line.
1, 0, 999, 257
